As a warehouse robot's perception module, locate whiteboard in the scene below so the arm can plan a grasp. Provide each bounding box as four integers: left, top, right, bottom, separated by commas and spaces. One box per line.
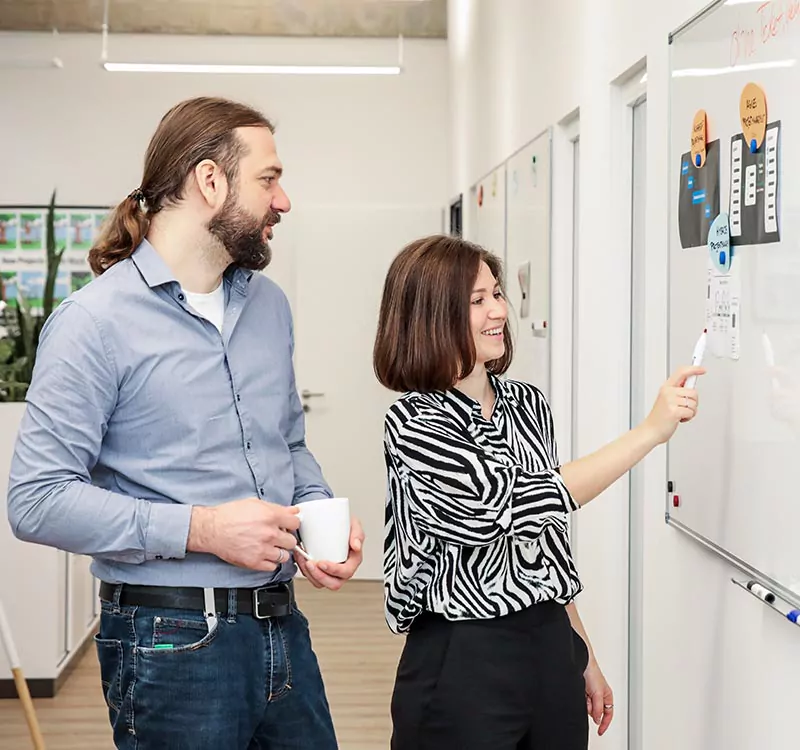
471, 164, 506, 262
667, 0, 800, 607
505, 130, 552, 396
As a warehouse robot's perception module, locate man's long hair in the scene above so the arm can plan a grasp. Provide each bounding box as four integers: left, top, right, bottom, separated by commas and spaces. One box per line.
88, 97, 274, 276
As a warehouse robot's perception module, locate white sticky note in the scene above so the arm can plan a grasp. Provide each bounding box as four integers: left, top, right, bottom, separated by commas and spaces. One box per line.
705, 257, 741, 361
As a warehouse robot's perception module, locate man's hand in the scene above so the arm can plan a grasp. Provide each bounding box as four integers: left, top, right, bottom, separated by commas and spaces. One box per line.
584, 659, 614, 737
187, 498, 300, 572
295, 517, 364, 591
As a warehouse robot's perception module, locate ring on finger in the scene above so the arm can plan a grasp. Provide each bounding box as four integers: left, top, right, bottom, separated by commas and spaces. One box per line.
604, 704, 614, 710
277, 548, 287, 564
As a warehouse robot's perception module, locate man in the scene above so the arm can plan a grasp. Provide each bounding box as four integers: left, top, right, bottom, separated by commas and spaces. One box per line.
7, 96, 363, 749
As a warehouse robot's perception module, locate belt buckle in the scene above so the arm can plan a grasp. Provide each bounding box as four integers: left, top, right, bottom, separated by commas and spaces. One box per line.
252, 583, 292, 620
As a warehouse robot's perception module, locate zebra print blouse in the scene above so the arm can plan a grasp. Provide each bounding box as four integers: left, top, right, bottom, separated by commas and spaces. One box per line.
383, 374, 583, 634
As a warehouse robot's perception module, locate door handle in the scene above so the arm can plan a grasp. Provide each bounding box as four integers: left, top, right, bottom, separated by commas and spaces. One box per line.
301, 390, 325, 399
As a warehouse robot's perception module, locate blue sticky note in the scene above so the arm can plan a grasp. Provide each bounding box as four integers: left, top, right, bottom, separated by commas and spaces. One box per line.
692, 190, 706, 205
688, 176, 694, 188
682, 162, 689, 175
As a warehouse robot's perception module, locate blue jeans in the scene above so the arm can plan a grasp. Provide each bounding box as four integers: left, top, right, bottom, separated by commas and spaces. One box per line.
94, 588, 338, 749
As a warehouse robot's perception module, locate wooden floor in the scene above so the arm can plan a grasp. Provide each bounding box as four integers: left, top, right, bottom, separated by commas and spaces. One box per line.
0, 581, 404, 749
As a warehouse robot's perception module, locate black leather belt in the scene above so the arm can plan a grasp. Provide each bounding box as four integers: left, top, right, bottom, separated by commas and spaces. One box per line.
99, 580, 295, 619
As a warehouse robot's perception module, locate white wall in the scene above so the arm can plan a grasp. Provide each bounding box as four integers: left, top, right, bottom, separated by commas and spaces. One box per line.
0, 30, 448, 313
0, 32, 447, 209
449, 1, 800, 749
0, 30, 448, 330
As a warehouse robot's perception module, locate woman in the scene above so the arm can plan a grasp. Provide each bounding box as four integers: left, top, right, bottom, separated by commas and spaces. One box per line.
373, 235, 703, 750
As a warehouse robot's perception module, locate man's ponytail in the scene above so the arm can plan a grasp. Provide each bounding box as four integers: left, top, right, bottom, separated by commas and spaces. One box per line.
88, 191, 149, 276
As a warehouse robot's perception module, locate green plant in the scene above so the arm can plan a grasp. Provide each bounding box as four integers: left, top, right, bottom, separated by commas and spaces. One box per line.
0, 190, 66, 402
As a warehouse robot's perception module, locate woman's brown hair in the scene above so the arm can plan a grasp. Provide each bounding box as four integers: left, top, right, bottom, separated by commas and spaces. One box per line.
373, 234, 513, 393
88, 96, 274, 276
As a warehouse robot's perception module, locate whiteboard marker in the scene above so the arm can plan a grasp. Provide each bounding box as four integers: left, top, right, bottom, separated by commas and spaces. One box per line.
685, 329, 707, 389
787, 610, 800, 625
747, 581, 776, 604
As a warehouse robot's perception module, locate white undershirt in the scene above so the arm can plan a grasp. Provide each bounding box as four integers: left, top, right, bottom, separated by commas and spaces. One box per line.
184, 282, 225, 334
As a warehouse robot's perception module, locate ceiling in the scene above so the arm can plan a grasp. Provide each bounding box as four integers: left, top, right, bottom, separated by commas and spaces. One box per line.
0, 0, 447, 38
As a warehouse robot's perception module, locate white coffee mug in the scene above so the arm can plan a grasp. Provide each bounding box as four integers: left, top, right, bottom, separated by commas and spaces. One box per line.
296, 497, 350, 563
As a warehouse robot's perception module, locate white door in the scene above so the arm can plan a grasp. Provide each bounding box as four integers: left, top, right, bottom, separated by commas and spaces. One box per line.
268, 205, 443, 580
628, 97, 647, 750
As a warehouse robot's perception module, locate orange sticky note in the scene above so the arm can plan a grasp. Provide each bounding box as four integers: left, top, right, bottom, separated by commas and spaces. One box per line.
691, 109, 707, 168
740, 82, 767, 153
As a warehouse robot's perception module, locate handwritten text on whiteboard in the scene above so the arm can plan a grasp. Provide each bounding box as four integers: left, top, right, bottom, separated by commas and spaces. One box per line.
730, 1, 800, 66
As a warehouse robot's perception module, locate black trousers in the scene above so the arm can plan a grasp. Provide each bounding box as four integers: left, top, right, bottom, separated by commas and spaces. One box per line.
390, 600, 590, 750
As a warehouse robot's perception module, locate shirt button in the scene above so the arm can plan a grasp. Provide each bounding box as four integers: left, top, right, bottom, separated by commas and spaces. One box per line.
155, 555, 163, 560
259, 487, 265, 497
246, 441, 252, 450
236, 394, 241, 402
178, 293, 185, 301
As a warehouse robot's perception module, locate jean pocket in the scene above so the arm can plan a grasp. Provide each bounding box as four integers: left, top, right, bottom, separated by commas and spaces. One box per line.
94, 636, 124, 713
292, 605, 310, 629
137, 614, 218, 655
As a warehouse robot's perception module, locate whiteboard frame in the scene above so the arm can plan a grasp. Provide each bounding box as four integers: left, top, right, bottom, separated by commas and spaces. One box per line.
664, 0, 800, 611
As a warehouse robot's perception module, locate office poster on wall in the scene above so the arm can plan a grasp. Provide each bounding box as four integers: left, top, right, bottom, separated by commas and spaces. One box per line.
0, 206, 107, 310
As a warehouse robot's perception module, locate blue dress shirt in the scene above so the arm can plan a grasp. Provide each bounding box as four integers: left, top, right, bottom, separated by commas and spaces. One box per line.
7, 239, 332, 587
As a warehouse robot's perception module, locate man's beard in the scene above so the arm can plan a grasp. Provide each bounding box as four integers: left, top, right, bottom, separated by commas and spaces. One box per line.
207, 193, 280, 271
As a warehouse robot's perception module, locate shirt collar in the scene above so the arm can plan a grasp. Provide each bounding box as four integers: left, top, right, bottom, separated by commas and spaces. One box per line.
131, 239, 176, 289
224, 263, 254, 294
131, 239, 254, 292
437, 373, 508, 422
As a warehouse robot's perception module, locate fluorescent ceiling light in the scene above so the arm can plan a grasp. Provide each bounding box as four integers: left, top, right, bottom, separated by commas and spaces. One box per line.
673, 59, 795, 77
103, 62, 401, 75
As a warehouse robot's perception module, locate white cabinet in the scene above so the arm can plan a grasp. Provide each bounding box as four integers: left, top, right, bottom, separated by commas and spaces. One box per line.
67, 551, 96, 656
0, 404, 98, 697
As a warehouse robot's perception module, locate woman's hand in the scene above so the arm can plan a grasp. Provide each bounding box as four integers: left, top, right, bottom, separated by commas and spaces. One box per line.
643, 365, 706, 444
584, 660, 614, 736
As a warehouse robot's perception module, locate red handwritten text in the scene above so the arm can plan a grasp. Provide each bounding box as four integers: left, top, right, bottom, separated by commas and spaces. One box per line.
759, 0, 800, 43
730, 0, 800, 67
